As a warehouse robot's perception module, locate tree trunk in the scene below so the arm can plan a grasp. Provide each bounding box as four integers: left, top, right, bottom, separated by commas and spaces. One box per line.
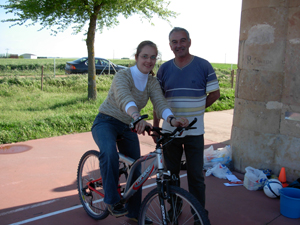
86, 8, 100, 100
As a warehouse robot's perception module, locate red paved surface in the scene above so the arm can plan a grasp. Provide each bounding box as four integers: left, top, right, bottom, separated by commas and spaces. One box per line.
1, 123, 300, 224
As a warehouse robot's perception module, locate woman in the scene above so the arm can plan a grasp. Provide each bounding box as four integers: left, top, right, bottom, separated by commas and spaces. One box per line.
91, 41, 188, 223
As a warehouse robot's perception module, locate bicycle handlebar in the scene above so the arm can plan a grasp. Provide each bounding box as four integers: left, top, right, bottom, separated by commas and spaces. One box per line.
129, 114, 197, 138
167, 117, 198, 137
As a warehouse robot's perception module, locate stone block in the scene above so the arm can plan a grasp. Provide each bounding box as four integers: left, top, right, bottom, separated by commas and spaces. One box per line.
239, 7, 288, 41
231, 126, 278, 172
242, 0, 288, 10
233, 98, 281, 134
280, 105, 300, 138
236, 69, 283, 102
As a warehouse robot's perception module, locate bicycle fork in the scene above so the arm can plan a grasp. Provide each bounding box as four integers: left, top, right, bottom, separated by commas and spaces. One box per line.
156, 147, 171, 225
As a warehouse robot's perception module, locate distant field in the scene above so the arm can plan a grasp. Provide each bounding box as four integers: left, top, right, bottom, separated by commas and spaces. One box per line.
0, 58, 237, 76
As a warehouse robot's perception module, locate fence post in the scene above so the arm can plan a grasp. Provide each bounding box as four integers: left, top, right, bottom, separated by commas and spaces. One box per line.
231, 70, 234, 88
41, 66, 44, 91
54, 57, 56, 77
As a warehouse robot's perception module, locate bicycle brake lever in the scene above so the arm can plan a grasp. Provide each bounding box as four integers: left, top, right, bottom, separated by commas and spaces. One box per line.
145, 126, 151, 136
129, 114, 149, 130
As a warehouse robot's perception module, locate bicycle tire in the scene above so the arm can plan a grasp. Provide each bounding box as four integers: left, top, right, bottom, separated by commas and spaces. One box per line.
77, 150, 109, 220
139, 185, 210, 225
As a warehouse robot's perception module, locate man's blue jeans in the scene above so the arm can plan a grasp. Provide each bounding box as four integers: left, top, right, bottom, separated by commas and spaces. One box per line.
91, 113, 141, 218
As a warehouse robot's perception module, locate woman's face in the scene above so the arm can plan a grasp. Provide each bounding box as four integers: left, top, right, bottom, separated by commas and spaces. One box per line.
135, 45, 157, 74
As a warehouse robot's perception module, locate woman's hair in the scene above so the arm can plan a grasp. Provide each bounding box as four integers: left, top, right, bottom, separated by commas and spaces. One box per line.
135, 40, 158, 76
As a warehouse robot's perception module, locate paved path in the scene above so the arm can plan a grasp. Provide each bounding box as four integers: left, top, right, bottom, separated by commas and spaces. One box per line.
1, 109, 300, 225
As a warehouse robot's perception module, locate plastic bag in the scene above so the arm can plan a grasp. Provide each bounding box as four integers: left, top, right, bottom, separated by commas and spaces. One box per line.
203, 145, 232, 170
288, 178, 300, 189
243, 166, 268, 191
205, 163, 232, 179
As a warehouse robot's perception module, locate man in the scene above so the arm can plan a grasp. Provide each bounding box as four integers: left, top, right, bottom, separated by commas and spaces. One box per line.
153, 27, 220, 215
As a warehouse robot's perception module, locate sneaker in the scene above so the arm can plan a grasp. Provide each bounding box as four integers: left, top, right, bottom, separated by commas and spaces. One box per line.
107, 202, 128, 217
128, 216, 153, 225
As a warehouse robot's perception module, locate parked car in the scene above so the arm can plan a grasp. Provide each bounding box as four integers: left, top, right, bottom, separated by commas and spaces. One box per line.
65, 57, 127, 75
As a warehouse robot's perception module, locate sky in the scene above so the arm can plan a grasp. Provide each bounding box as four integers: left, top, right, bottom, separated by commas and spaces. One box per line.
0, 0, 242, 64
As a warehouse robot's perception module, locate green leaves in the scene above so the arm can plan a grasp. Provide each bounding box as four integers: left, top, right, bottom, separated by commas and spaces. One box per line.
1, 0, 176, 35
1, 0, 177, 100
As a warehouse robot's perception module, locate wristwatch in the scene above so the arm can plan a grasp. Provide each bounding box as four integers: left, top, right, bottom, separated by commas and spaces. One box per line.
169, 116, 176, 127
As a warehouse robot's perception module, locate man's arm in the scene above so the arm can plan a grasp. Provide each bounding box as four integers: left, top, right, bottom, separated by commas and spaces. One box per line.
205, 90, 220, 108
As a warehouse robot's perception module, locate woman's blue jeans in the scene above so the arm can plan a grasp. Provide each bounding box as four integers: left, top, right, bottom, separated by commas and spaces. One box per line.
91, 113, 141, 218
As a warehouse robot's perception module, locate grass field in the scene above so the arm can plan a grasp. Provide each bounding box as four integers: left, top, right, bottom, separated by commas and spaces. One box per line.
0, 59, 236, 144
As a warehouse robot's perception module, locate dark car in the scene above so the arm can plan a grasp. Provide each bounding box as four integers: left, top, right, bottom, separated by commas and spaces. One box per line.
65, 57, 127, 75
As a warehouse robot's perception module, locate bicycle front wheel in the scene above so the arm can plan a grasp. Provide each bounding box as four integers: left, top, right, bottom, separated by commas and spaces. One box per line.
139, 185, 210, 225
77, 150, 109, 220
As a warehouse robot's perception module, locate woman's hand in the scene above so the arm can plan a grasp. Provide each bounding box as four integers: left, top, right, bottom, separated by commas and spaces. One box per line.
135, 120, 153, 135
170, 117, 189, 128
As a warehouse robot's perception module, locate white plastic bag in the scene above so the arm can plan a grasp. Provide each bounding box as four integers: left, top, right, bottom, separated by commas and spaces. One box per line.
243, 166, 268, 191
203, 145, 232, 170
205, 163, 232, 179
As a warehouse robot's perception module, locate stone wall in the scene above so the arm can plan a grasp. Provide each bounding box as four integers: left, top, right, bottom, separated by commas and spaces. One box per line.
231, 0, 300, 182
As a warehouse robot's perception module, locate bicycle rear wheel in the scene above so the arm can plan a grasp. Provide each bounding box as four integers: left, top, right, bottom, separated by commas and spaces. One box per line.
139, 185, 210, 225
77, 150, 109, 220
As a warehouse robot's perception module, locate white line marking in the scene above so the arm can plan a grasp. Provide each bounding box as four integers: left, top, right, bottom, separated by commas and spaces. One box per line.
0, 199, 59, 216
9, 205, 82, 225
8, 173, 187, 225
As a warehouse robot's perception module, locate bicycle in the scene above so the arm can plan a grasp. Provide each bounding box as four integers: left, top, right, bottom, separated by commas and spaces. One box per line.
77, 115, 211, 225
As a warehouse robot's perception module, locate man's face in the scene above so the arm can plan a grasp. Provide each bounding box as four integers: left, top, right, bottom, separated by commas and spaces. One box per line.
169, 30, 191, 58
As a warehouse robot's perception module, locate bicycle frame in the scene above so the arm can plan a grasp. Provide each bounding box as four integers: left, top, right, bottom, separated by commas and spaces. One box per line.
121, 146, 165, 201
85, 145, 165, 202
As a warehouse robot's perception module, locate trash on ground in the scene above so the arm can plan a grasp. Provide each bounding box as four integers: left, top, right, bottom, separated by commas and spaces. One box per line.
203, 145, 232, 170
259, 168, 272, 178
205, 163, 232, 179
224, 174, 243, 186
243, 166, 268, 191
288, 178, 300, 189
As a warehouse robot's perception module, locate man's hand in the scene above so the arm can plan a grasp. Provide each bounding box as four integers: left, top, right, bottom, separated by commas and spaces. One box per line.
171, 117, 189, 127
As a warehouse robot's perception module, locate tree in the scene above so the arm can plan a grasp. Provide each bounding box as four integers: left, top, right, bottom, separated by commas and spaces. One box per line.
1, 0, 177, 100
